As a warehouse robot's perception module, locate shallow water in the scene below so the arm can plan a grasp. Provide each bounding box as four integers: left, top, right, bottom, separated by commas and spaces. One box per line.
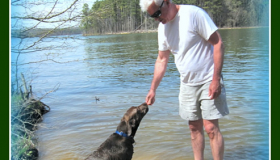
11, 27, 269, 160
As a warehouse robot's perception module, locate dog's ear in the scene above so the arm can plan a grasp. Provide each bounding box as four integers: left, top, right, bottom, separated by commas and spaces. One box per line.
117, 120, 127, 131
117, 119, 132, 136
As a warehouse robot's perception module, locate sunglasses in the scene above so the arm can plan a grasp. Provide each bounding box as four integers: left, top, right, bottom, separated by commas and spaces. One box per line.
150, 1, 164, 18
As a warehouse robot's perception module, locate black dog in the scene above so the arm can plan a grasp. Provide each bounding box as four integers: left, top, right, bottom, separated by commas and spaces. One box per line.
85, 103, 149, 160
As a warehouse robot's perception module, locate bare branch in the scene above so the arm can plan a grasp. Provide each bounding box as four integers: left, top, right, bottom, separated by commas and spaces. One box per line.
37, 83, 60, 102
25, 20, 66, 50
17, 57, 80, 66
11, 0, 21, 5
22, 0, 60, 33
12, 0, 79, 22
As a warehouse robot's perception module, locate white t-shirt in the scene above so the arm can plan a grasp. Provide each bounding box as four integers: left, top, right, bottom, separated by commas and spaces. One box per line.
158, 5, 218, 86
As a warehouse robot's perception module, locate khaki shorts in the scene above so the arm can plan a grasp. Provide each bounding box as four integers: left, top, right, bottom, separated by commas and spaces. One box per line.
179, 79, 229, 121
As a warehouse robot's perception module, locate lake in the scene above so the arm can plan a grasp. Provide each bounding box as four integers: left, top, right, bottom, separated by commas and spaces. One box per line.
11, 27, 269, 160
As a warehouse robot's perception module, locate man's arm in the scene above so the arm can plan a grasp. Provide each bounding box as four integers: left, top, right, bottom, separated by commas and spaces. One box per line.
146, 50, 170, 105
207, 31, 224, 99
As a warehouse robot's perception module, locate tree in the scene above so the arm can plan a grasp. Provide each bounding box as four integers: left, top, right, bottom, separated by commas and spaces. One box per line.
81, 3, 90, 35
247, 0, 269, 26
80, 0, 159, 34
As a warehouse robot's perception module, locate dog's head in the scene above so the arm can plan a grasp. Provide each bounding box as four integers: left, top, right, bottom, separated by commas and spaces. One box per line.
116, 103, 149, 138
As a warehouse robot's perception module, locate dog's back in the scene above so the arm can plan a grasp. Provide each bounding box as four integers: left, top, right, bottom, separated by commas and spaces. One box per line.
85, 133, 135, 160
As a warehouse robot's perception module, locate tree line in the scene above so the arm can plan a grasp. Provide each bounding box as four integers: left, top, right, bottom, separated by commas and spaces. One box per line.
80, 0, 269, 35
11, 28, 82, 38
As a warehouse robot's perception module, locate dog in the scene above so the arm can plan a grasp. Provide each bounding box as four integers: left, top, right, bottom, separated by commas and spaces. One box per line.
85, 103, 149, 160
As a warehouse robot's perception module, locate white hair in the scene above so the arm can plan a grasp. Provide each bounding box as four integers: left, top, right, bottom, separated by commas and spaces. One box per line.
139, 0, 172, 12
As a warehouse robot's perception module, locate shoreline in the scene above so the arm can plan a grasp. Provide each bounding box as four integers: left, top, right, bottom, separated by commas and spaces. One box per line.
218, 26, 268, 30
11, 26, 268, 38
83, 26, 268, 36
82, 29, 158, 36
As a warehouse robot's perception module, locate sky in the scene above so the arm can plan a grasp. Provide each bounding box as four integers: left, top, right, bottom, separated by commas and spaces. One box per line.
11, 0, 96, 29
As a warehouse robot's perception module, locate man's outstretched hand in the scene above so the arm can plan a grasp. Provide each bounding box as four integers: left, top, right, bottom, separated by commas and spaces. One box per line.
146, 90, 156, 105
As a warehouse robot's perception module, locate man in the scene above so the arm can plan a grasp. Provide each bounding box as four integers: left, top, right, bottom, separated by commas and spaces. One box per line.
139, 0, 229, 160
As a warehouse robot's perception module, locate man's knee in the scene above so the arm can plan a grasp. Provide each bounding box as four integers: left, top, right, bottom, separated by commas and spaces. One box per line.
205, 125, 216, 139
203, 120, 220, 139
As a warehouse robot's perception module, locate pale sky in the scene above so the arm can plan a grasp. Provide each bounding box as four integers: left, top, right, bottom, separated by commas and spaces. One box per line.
11, 0, 96, 29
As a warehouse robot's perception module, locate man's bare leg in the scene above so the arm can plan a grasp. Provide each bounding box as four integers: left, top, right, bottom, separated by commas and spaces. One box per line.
203, 119, 224, 160
189, 119, 205, 160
